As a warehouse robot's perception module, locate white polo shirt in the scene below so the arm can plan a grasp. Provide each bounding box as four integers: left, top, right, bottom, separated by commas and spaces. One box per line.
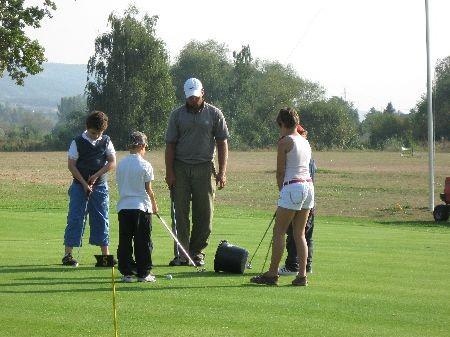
116, 154, 154, 213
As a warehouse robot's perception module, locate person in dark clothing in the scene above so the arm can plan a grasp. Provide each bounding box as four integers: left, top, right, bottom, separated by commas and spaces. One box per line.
62, 111, 116, 267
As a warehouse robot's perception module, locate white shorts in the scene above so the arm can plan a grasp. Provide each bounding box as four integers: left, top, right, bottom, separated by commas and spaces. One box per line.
277, 182, 314, 211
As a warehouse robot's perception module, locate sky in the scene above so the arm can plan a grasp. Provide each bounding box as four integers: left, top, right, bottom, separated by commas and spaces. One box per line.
27, 0, 450, 116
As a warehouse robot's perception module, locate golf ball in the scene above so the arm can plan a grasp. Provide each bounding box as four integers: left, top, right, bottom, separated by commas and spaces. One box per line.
166, 274, 173, 280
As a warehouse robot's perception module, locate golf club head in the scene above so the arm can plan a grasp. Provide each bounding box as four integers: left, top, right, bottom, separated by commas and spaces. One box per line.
196, 267, 207, 273
246, 263, 252, 269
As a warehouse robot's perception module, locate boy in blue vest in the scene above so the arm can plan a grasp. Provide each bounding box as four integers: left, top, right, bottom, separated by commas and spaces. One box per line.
62, 111, 116, 267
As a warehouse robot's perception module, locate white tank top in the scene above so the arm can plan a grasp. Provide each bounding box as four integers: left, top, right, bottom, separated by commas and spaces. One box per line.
284, 135, 312, 182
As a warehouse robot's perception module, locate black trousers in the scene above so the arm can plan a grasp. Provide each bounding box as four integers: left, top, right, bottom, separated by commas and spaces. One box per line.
285, 209, 314, 271
117, 210, 153, 278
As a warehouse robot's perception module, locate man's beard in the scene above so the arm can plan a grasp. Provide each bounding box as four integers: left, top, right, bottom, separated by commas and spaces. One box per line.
187, 98, 203, 110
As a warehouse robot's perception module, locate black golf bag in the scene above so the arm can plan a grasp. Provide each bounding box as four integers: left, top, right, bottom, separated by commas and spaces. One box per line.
214, 240, 249, 274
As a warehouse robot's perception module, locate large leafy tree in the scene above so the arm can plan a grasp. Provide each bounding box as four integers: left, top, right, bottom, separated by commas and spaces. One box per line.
361, 108, 411, 149
170, 40, 325, 148
242, 61, 324, 148
86, 6, 175, 148
226, 45, 257, 143
0, 0, 56, 85
300, 97, 359, 149
170, 39, 232, 107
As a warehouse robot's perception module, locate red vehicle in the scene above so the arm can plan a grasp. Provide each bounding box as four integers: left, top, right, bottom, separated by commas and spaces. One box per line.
433, 177, 450, 221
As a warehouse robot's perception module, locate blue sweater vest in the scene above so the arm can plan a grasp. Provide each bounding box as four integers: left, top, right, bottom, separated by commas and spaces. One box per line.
74, 134, 110, 185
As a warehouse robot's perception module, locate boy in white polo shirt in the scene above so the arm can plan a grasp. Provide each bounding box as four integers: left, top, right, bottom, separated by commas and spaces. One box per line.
116, 131, 158, 283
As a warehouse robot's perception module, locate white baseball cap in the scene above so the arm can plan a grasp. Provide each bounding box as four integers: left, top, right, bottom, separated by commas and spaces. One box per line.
184, 78, 203, 98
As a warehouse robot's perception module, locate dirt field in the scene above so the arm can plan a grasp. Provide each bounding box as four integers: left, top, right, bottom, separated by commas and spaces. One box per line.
0, 150, 448, 221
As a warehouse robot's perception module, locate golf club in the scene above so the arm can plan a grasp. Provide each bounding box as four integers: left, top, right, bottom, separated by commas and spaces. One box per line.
170, 188, 180, 259
261, 236, 273, 273
155, 213, 206, 272
246, 211, 276, 269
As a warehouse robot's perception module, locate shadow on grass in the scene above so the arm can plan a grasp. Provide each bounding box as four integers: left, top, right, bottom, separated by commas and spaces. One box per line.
376, 220, 450, 228
0, 264, 108, 274
0, 282, 257, 295
2, 280, 109, 287
0, 268, 265, 294
0, 281, 301, 294
17, 276, 109, 281
0, 264, 69, 274
164, 271, 250, 279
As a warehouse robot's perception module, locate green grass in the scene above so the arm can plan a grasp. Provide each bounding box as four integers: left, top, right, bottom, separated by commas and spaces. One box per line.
0, 209, 449, 337
0, 151, 449, 336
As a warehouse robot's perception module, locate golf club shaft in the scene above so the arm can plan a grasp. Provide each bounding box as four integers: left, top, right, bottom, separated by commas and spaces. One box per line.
170, 188, 180, 258
261, 236, 273, 273
156, 213, 197, 267
76, 192, 91, 261
248, 211, 276, 266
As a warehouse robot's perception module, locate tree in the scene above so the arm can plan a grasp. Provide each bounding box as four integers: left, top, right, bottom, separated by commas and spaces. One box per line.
383, 102, 396, 114
244, 61, 308, 147
226, 45, 257, 142
410, 56, 450, 142
300, 97, 359, 149
361, 105, 412, 149
45, 95, 87, 150
86, 6, 175, 148
170, 40, 325, 149
0, 0, 56, 85
0, 102, 55, 150
171, 39, 233, 107
248, 61, 326, 148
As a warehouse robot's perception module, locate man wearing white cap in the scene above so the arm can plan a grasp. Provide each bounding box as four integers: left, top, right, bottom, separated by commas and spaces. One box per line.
165, 78, 229, 266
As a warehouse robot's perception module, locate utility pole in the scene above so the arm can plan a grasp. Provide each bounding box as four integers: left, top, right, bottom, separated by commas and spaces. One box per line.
425, 0, 435, 211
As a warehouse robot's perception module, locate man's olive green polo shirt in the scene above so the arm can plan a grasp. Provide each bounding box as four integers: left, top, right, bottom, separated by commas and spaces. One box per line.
165, 102, 229, 164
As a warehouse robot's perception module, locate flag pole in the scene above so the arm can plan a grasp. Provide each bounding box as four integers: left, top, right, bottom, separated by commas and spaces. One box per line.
425, 0, 435, 211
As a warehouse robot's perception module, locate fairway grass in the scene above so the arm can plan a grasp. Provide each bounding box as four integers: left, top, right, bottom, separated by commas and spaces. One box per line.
0, 209, 449, 337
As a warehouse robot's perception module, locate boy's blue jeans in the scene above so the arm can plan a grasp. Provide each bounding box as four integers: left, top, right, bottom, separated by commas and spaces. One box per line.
64, 181, 110, 248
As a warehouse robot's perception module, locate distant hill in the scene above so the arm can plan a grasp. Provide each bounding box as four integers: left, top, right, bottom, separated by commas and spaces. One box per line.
0, 63, 86, 111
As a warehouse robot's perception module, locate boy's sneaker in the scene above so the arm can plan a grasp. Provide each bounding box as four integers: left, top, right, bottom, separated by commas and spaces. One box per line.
62, 253, 79, 267
278, 265, 297, 276
168, 257, 188, 266
121, 275, 134, 283
137, 273, 156, 283
292, 275, 308, 286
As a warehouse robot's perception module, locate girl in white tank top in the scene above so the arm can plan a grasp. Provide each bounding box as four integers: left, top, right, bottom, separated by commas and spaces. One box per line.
284, 134, 312, 183
250, 107, 314, 287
